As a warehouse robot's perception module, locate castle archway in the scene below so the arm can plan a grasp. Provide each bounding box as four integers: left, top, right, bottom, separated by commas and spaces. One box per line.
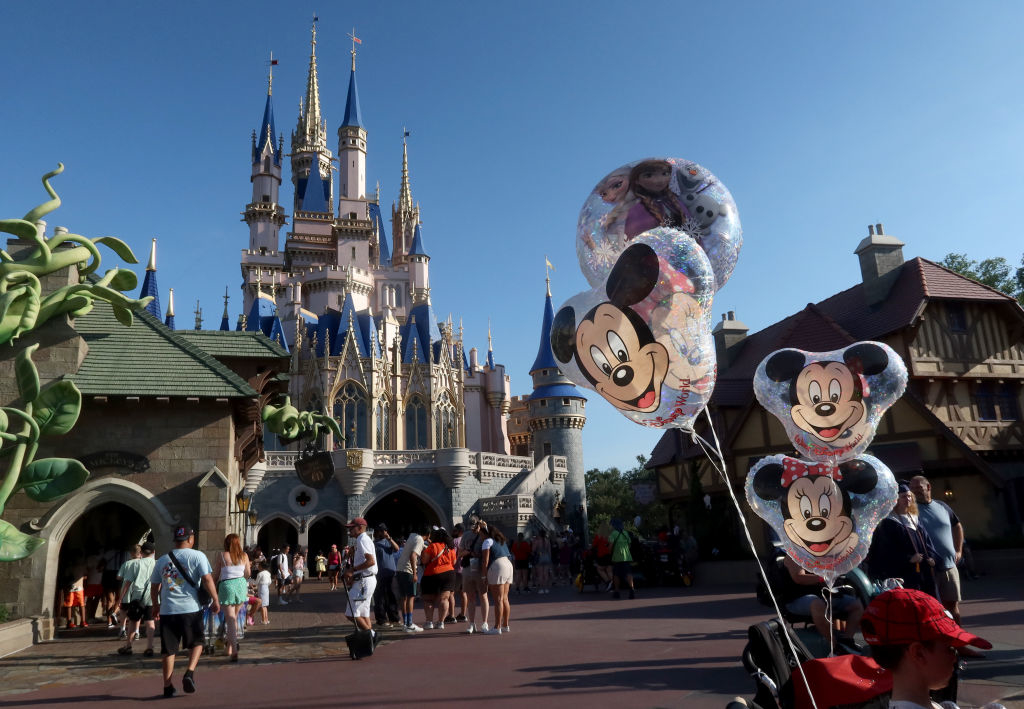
255, 516, 298, 555
307, 514, 345, 557
362, 486, 445, 538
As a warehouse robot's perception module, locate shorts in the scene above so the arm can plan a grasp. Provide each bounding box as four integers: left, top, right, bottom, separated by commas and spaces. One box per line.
487, 557, 514, 586
218, 577, 249, 606
422, 571, 455, 596
159, 611, 204, 656
462, 572, 486, 595
64, 590, 84, 607
346, 575, 376, 618
936, 566, 962, 604
396, 571, 416, 599
85, 583, 103, 598
612, 561, 632, 579
125, 600, 153, 622
514, 559, 529, 571
294, 569, 305, 580
258, 585, 270, 607
453, 573, 463, 592
786, 593, 861, 618
597, 554, 613, 567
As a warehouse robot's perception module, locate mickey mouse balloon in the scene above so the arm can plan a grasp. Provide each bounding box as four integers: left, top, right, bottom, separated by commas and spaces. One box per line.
577, 157, 742, 292
552, 229, 716, 430
754, 342, 908, 464
745, 453, 898, 584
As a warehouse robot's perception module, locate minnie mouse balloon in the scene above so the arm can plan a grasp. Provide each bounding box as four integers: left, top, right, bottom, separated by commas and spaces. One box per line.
754, 342, 908, 464
577, 157, 742, 292
552, 228, 716, 430
745, 453, 898, 585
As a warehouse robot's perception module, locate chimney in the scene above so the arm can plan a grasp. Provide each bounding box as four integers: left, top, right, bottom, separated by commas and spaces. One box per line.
712, 311, 748, 371
854, 222, 905, 307
469, 347, 479, 371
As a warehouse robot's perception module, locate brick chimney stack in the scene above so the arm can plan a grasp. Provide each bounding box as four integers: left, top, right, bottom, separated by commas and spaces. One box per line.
712, 310, 748, 371
855, 222, 905, 307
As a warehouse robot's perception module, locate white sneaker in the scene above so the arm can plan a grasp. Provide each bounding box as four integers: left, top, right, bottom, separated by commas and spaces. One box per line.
437, 622, 444, 630
279, 599, 289, 605
480, 622, 489, 632
404, 623, 424, 633
483, 628, 502, 635
465, 624, 476, 634
424, 621, 434, 629
502, 626, 510, 633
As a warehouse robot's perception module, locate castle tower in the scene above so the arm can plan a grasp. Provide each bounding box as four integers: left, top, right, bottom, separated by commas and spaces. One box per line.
391, 135, 420, 264
527, 277, 588, 536
244, 59, 286, 254
407, 223, 430, 305
139, 239, 161, 318
290, 22, 333, 217
337, 33, 367, 210
165, 288, 176, 329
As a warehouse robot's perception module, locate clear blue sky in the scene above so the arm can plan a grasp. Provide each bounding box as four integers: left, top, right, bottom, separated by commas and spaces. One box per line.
2, 2, 1023, 473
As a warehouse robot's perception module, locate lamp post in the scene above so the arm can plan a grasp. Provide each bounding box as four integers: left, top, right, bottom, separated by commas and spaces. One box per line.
233, 490, 253, 545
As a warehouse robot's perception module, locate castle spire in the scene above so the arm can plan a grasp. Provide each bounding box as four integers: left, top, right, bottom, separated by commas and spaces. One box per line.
255, 53, 279, 166
342, 29, 363, 127
295, 21, 325, 151
399, 130, 412, 211
164, 288, 176, 330
219, 286, 230, 331
140, 238, 161, 319
193, 299, 203, 331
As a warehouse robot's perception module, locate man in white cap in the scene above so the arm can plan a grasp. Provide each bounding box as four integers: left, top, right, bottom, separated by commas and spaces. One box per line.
343, 518, 377, 636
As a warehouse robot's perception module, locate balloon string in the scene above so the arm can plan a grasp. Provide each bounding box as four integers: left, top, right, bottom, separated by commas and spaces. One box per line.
822, 586, 835, 658
691, 406, 820, 709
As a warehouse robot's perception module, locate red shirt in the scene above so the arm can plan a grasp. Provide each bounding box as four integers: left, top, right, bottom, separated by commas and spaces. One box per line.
421, 542, 456, 575
512, 541, 532, 561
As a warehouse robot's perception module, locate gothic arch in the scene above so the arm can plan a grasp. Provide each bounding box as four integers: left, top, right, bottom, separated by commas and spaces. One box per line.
359, 482, 447, 525
30, 477, 178, 618
252, 510, 301, 536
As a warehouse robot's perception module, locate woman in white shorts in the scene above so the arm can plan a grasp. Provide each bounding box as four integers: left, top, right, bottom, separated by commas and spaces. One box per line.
481, 524, 514, 635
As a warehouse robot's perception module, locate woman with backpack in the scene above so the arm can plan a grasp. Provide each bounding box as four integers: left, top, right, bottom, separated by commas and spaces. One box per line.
481, 524, 514, 635
420, 528, 457, 629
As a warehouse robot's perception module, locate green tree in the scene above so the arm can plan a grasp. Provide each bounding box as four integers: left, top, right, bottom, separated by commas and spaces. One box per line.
940, 252, 1023, 304
585, 455, 670, 536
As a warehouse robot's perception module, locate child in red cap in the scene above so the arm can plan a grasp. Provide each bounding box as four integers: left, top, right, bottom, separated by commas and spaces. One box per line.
861, 587, 991, 709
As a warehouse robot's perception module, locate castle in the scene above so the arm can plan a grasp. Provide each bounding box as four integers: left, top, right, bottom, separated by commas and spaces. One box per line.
165, 24, 589, 550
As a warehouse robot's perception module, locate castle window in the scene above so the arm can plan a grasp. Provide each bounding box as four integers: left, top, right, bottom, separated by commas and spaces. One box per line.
406, 396, 428, 450
351, 247, 356, 259
334, 382, 368, 449
262, 194, 270, 203
562, 398, 570, 406
540, 399, 548, 407
349, 212, 357, 219
947, 304, 967, 332
543, 442, 552, 456
376, 398, 391, 450
436, 392, 457, 448
264, 157, 270, 172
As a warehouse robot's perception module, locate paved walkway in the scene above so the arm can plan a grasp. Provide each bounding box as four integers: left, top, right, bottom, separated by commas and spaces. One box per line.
0, 573, 1021, 708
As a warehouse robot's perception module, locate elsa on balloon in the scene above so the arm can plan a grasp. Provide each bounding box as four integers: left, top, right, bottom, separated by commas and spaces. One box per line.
582, 167, 635, 250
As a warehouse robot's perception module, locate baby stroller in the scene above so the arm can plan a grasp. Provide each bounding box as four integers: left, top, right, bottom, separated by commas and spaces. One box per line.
575, 550, 604, 593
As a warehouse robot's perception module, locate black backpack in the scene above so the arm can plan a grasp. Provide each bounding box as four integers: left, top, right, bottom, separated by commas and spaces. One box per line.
270, 554, 280, 577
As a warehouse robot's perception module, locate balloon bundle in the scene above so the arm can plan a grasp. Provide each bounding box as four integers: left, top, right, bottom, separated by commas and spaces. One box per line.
555, 157, 742, 432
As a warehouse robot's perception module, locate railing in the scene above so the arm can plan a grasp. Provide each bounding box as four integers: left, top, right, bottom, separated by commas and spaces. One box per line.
373, 450, 437, 466
266, 451, 299, 469
480, 494, 534, 515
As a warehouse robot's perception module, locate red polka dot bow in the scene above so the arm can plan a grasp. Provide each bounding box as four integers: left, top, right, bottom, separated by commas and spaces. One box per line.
780, 457, 840, 488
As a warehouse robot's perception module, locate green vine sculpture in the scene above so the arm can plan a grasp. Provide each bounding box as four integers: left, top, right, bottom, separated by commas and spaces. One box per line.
0, 165, 153, 561
261, 395, 343, 445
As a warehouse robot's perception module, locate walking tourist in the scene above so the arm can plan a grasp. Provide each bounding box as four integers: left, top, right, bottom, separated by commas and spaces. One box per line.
150, 526, 220, 698
481, 524, 513, 635
291, 548, 306, 603
591, 521, 614, 591
327, 544, 342, 591
213, 533, 250, 663
609, 519, 636, 600
273, 545, 292, 605
114, 542, 157, 656
460, 518, 489, 634
254, 561, 271, 624
342, 518, 377, 641
63, 552, 88, 628
420, 527, 457, 629
531, 529, 553, 594
373, 524, 400, 628
511, 532, 532, 593
910, 475, 967, 623
868, 482, 938, 597
315, 550, 327, 582
396, 528, 425, 632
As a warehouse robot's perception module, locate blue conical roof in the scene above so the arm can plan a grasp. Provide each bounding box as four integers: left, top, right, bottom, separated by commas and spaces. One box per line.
301, 163, 329, 212
369, 202, 391, 266
219, 314, 230, 331
399, 303, 442, 363
342, 69, 362, 127
165, 313, 176, 330
409, 223, 428, 256
140, 270, 160, 319
530, 291, 559, 373
255, 93, 280, 166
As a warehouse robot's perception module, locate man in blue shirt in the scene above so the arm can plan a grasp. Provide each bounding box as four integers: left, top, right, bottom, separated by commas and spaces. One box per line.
910, 476, 964, 622
372, 524, 400, 627
150, 526, 220, 698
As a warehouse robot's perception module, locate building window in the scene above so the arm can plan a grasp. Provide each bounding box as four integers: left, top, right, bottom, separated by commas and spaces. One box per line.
262, 194, 270, 203
540, 400, 547, 407
543, 441, 552, 456
349, 212, 357, 219
975, 382, 1020, 421
405, 396, 428, 450
436, 392, 457, 448
562, 398, 570, 405
334, 382, 368, 449
947, 304, 967, 332
375, 398, 391, 450
351, 246, 356, 259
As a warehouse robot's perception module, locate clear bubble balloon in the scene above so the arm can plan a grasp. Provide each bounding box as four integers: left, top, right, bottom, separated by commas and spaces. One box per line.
577, 157, 742, 292
754, 342, 909, 464
745, 453, 898, 585
552, 229, 715, 430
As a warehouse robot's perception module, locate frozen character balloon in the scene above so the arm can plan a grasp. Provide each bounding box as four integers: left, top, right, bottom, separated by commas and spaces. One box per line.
552, 229, 715, 430
577, 157, 742, 293
754, 342, 908, 464
746, 453, 898, 584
